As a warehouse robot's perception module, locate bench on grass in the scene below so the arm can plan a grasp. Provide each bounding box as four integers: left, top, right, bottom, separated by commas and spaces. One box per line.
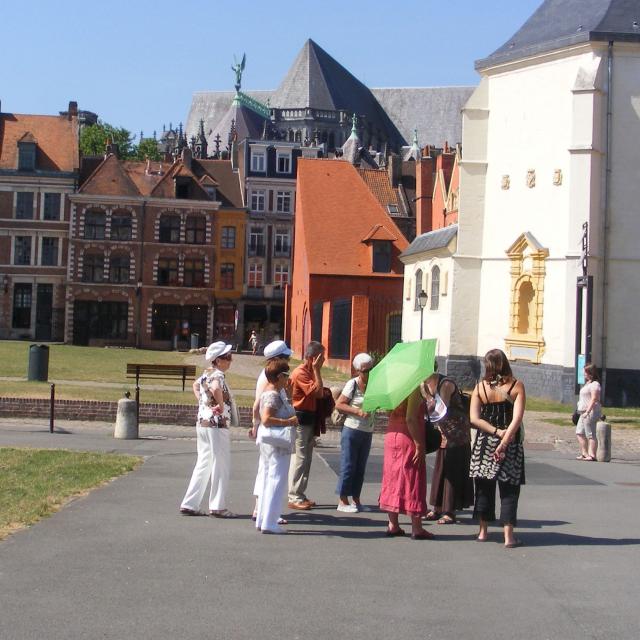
125, 363, 197, 392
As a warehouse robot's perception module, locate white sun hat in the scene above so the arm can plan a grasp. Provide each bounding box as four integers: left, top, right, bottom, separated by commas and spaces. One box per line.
205, 341, 232, 363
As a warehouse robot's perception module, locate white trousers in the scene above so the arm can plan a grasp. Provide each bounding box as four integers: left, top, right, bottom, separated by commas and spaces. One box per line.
255, 443, 290, 532
181, 426, 230, 512
252, 449, 264, 497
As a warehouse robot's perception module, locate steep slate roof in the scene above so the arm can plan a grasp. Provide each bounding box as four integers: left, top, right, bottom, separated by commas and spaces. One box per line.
270, 39, 404, 147
400, 224, 458, 259
209, 98, 269, 150
371, 87, 473, 147
0, 112, 79, 171
193, 160, 244, 208
79, 155, 141, 196
296, 159, 408, 276
477, 0, 640, 70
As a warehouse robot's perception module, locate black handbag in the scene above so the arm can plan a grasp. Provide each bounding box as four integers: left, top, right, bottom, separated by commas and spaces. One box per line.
572, 410, 581, 426
424, 415, 442, 454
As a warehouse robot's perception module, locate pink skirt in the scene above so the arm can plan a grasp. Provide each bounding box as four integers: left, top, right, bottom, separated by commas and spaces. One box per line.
378, 415, 427, 517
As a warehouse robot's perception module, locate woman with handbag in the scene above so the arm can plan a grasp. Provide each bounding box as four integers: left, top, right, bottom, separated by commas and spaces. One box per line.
180, 341, 236, 518
469, 349, 526, 548
255, 359, 299, 534
334, 353, 375, 513
575, 363, 601, 461
421, 372, 474, 525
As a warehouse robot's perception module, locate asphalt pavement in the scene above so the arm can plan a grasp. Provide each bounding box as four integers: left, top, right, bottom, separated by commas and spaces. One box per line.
1, 418, 639, 640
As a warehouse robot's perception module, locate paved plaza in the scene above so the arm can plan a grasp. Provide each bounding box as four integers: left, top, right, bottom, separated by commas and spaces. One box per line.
1, 418, 639, 640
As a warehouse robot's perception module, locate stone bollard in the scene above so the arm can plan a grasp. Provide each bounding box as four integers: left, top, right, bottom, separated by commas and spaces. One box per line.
596, 420, 611, 462
114, 397, 138, 439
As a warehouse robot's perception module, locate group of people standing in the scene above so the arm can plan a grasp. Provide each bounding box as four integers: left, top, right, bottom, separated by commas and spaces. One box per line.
179, 341, 535, 547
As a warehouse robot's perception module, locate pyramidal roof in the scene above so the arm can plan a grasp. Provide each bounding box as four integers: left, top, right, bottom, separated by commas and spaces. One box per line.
477, 0, 640, 70
271, 39, 404, 146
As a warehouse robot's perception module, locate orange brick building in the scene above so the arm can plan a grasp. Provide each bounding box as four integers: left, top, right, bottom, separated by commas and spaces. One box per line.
287, 159, 408, 370
0, 102, 79, 341
67, 149, 245, 348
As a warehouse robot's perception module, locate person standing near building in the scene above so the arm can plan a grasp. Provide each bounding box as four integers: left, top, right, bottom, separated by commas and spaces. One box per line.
575, 363, 602, 461
249, 330, 259, 356
250, 340, 293, 520
287, 341, 325, 510
180, 341, 236, 518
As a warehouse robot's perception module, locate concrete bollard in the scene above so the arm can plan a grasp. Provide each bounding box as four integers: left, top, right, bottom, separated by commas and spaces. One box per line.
596, 420, 611, 462
114, 398, 138, 439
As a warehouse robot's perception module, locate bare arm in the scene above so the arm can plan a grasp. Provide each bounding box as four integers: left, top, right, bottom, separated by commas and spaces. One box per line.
312, 352, 325, 398
208, 379, 225, 415
406, 388, 425, 464
496, 381, 526, 455
260, 405, 299, 428
192, 379, 201, 402
585, 384, 601, 415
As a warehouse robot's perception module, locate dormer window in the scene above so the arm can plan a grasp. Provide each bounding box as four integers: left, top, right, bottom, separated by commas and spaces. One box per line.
205, 186, 216, 200
372, 240, 392, 273
175, 177, 190, 199
276, 151, 291, 173
387, 204, 399, 215
251, 149, 266, 172
18, 142, 36, 171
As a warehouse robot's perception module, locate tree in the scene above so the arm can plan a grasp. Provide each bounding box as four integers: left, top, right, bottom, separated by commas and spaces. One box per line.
133, 137, 162, 161
80, 121, 135, 159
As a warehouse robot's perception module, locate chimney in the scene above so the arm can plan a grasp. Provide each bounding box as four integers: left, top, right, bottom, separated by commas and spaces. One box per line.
387, 153, 401, 188
68, 101, 78, 120
415, 156, 434, 237
181, 147, 192, 169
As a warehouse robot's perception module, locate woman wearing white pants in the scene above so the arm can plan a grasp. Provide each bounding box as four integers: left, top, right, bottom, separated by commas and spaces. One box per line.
256, 359, 298, 534
180, 341, 236, 518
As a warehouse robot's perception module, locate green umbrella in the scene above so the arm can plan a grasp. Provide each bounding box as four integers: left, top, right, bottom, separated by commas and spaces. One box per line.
362, 339, 437, 412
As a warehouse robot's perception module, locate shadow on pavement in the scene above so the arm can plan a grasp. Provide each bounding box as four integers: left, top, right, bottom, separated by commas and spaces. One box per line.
521, 532, 640, 547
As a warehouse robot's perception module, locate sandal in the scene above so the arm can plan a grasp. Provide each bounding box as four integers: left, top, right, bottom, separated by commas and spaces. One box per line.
584, 456, 596, 462
180, 508, 202, 516
424, 510, 440, 521
505, 538, 524, 548
411, 530, 435, 540
277, 517, 288, 525
437, 515, 456, 525
210, 509, 236, 518
576, 455, 588, 460
385, 527, 406, 537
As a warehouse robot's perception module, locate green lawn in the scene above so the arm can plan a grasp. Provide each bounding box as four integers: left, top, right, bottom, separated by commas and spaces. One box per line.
0, 448, 141, 540
0, 341, 256, 389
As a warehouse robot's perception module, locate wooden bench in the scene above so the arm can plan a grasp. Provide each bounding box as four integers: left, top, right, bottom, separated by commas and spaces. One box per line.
126, 363, 197, 392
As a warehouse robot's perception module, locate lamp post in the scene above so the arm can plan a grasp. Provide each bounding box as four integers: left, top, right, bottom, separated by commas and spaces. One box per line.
418, 289, 428, 340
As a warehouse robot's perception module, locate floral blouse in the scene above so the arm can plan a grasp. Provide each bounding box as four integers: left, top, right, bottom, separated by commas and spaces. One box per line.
196, 368, 232, 428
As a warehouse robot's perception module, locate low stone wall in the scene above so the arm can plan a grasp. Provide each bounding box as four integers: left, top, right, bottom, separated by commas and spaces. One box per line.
0, 396, 389, 433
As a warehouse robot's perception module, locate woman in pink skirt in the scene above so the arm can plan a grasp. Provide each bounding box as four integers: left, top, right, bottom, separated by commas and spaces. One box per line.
379, 387, 433, 540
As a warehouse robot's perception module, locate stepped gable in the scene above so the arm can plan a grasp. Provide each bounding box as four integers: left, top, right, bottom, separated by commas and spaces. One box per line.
477, 0, 640, 70
271, 39, 404, 147
0, 112, 78, 171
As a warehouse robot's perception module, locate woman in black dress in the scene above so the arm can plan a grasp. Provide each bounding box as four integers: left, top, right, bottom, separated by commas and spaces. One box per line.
469, 349, 526, 548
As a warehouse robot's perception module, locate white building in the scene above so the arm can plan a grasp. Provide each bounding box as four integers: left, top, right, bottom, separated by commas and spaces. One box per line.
401, 0, 640, 405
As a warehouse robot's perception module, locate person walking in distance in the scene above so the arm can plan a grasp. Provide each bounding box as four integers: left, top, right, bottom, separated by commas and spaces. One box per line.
287, 341, 325, 510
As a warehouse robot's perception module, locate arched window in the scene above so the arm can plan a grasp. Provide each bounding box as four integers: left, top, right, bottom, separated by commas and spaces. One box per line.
414, 269, 423, 311
430, 266, 440, 310
111, 211, 132, 240
84, 210, 105, 240
517, 280, 535, 334
159, 214, 181, 243
109, 254, 130, 283
82, 252, 104, 282
294, 130, 302, 143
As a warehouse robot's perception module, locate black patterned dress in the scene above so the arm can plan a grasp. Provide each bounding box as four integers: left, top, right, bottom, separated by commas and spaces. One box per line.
469, 381, 525, 486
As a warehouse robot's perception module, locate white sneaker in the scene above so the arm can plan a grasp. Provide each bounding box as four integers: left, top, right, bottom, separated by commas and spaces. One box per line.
337, 503, 358, 513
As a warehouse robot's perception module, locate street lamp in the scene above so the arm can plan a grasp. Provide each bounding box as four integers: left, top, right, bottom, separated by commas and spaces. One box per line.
418, 289, 428, 340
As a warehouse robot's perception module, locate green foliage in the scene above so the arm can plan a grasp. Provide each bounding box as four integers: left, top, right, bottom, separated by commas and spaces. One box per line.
0, 448, 140, 539
134, 137, 162, 161
80, 120, 135, 159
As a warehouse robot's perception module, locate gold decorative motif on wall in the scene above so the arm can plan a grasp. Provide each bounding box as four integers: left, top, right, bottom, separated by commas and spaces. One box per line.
501, 175, 510, 190
553, 169, 563, 186
504, 232, 549, 364
526, 170, 536, 189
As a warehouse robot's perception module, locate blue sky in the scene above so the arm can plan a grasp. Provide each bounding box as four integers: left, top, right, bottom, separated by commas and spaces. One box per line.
2, 0, 542, 139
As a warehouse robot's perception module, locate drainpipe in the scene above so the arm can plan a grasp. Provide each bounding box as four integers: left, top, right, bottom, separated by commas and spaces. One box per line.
136, 200, 146, 348
600, 42, 614, 400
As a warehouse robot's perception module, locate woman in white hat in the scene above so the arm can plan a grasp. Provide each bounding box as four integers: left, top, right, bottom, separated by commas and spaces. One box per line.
180, 341, 236, 518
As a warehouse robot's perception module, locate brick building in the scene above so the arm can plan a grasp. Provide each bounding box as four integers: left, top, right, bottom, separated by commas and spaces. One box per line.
67, 149, 245, 348
287, 159, 408, 370
0, 101, 79, 341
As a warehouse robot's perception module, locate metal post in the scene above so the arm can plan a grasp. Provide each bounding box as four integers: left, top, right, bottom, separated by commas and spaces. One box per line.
135, 385, 140, 429
49, 383, 55, 433
420, 307, 424, 340
575, 281, 584, 394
